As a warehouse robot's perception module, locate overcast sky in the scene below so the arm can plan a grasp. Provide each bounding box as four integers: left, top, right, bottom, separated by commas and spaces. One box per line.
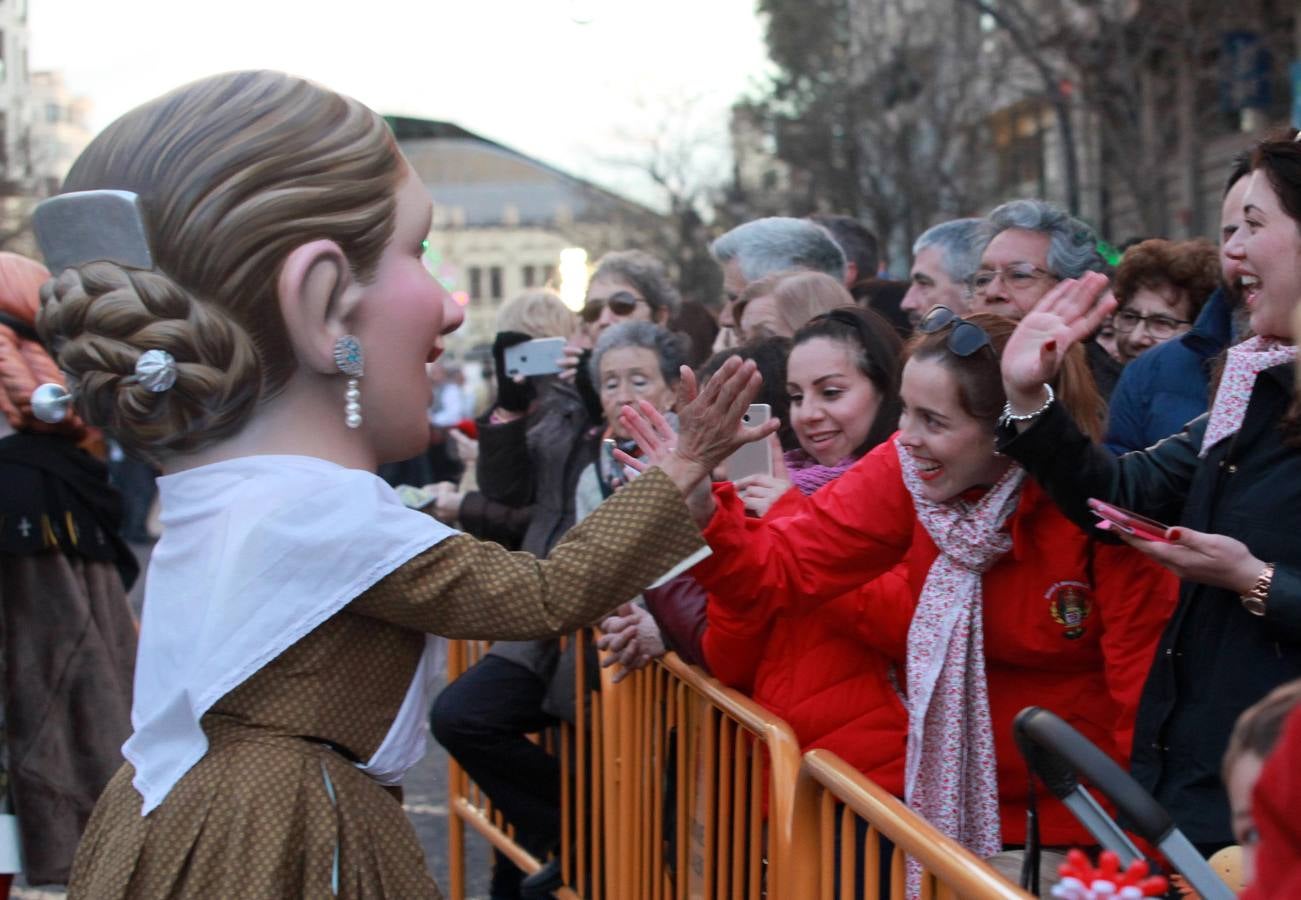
28, 0, 773, 209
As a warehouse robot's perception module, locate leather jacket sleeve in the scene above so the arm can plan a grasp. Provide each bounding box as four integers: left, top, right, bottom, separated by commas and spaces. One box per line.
995, 401, 1205, 538
1265, 563, 1301, 644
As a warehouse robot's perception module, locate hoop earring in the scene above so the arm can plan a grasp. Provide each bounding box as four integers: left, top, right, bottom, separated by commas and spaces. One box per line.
333, 335, 364, 429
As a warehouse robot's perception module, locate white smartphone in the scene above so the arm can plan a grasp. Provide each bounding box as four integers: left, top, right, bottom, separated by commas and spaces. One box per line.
724, 404, 773, 481
504, 337, 567, 378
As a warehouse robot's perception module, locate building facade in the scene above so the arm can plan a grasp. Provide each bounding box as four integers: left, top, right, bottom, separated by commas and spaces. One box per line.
392, 116, 666, 353
0, 0, 31, 246
28, 69, 93, 196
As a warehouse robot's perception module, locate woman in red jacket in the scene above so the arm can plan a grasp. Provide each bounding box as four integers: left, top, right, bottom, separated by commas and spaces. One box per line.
703, 307, 911, 796
622, 310, 1178, 869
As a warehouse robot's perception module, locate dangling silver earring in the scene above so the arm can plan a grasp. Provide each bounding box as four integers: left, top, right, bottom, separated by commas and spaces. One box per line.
333, 335, 364, 429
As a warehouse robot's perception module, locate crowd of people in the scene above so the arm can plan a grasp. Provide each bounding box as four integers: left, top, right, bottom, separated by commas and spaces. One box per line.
0, 67, 1299, 900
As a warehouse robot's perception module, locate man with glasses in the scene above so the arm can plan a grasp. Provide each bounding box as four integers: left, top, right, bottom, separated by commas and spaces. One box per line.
968, 198, 1120, 396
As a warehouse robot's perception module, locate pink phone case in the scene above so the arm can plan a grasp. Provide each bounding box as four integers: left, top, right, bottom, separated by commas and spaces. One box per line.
1088, 499, 1173, 543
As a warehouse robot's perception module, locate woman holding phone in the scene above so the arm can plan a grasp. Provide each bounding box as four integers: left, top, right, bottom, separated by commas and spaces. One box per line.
621, 310, 1177, 876
702, 307, 912, 798
995, 131, 1301, 854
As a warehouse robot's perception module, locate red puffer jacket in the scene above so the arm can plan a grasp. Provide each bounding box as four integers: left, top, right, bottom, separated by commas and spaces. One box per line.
692, 436, 1179, 847
702, 487, 910, 796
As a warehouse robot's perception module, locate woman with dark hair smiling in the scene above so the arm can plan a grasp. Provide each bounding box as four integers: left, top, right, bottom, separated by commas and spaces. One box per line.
995, 130, 1301, 855
622, 308, 1176, 884
703, 307, 910, 803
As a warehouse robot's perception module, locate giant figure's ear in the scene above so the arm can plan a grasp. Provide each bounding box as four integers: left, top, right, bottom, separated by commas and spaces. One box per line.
277, 240, 365, 375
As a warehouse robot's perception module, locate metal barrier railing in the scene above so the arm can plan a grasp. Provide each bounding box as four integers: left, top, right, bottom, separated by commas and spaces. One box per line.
442, 641, 1028, 899
788, 749, 1035, 900
442, 636, 580, 900
441, 639, 804, 899
597, 650, 804, 900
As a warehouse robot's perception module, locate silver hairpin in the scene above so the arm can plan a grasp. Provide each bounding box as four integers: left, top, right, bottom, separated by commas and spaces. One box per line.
30, 383, 74, 424
32, 190, 154, 273
127, 348, 178, 393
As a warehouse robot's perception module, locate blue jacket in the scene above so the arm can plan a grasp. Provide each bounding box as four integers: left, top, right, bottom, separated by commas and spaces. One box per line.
1104, 288, 1233, 454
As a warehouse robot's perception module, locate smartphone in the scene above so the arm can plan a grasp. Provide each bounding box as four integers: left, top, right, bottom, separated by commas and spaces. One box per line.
504, 337, 567, 378
395, 484, 436, 511
724, 404, 773, 481
1088, 498, 1173, 543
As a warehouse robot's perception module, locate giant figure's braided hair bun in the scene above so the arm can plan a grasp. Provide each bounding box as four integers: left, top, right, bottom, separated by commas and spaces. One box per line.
35, 71, 404, 460
39, 263, 260, 459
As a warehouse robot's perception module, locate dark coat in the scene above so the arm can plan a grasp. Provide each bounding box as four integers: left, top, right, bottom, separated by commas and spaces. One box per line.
0, 433, 138, 884
478, 379, 599, 709
999, 364, 1301, 844
1104, 287, 1234, 454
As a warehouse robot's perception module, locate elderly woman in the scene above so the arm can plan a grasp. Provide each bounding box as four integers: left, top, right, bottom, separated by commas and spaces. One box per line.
579, 322, 691, 678
1110, 239, 1219, 364
435, 320, 689, 897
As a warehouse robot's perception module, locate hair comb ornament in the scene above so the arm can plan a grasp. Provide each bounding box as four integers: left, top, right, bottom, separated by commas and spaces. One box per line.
32, 190, 154, 273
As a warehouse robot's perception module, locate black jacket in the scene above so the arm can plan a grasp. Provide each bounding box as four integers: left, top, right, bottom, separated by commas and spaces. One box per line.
478, 378, 600, 701
998, 363, 1301, 845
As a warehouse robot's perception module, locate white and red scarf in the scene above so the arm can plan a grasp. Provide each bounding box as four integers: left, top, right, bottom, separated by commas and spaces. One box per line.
1200, 335, 1297, 458
896, 441, 1025, 888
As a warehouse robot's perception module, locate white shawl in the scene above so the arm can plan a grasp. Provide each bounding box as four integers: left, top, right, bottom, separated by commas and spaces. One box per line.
125, 455, 457, 814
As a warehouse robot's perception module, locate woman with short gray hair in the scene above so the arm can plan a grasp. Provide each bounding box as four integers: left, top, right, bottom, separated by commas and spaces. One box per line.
587, 320, 689, 389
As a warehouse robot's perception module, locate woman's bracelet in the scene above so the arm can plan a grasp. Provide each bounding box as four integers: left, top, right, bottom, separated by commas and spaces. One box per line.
998, 383, 1055, 428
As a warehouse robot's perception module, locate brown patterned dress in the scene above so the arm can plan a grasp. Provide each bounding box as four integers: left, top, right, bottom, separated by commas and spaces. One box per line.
67, 468, 704, 899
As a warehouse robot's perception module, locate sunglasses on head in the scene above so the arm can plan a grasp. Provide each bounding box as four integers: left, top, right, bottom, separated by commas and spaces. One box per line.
918, 306, 992, 357
581, 291, 645, 323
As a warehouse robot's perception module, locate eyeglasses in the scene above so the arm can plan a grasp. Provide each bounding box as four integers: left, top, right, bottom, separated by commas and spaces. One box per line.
918, 305, 992, 356
1112, 308, 1190, 340
965, 264, 1058, 296
582, 291, 646, 323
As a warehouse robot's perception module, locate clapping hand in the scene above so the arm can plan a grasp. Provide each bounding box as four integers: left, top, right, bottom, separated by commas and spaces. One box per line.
616, 356, 778, 478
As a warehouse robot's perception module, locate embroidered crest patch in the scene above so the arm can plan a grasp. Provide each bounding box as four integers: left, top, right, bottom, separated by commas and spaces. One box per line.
1046, 580, 1093, 640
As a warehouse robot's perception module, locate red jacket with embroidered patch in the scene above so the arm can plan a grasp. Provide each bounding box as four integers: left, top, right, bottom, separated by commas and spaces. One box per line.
702, 486, 910, 797
693, 436, 1178, 846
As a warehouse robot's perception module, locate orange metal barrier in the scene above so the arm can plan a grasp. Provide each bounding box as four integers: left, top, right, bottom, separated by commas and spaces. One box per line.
442, 637, 580, 900
441, 638, 804, 899
788, 749, 1034, 899
594, 650, 803, 900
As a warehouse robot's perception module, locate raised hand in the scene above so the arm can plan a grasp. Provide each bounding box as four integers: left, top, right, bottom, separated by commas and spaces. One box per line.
1001, 271, 1114, 414
617, 357, 779, 496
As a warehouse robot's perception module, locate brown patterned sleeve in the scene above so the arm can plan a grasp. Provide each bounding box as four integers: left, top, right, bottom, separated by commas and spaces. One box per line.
348, 467, 707, 640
